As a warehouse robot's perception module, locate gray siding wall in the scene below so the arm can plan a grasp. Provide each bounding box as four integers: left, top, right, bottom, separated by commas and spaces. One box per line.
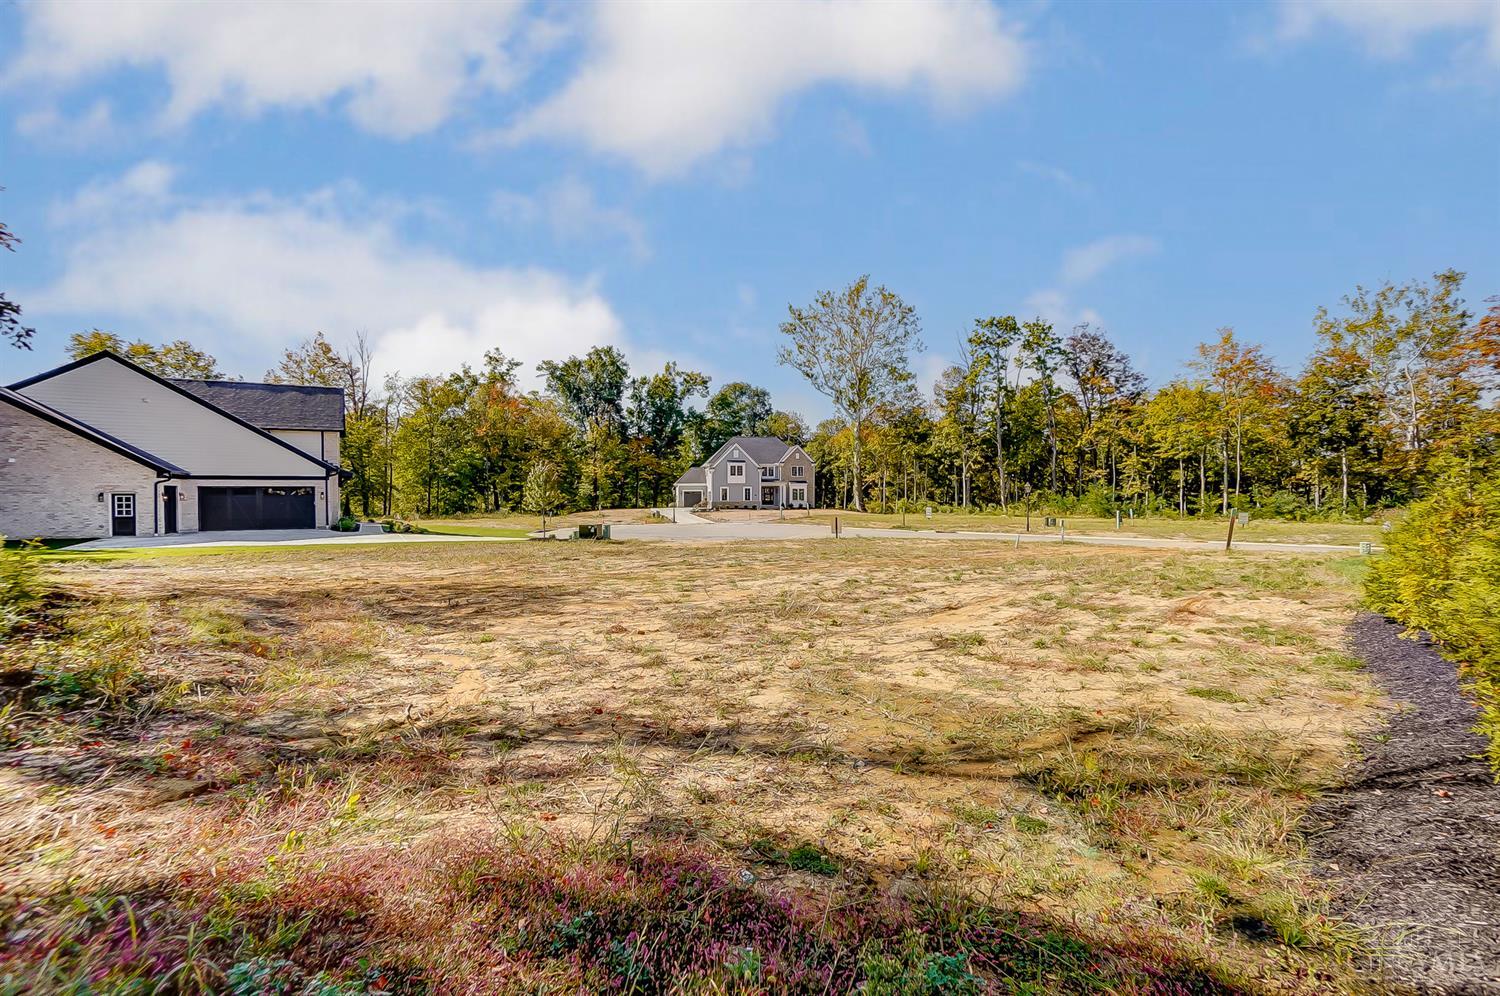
0, 402, 158, 539
708, 455, 759, 505
782, 449, 814, 507
271, 429, 342, 467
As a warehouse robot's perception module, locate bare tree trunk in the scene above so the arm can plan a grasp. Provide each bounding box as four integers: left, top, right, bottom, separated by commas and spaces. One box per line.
851, 419, 865, 511
1220, 436, 1230, 514
1340, 450, 1349, 512
1178, 456, 1185, 516
1234, 418, 1243, 498
1198, 449, 1207, 515
995, 420, 1008, 513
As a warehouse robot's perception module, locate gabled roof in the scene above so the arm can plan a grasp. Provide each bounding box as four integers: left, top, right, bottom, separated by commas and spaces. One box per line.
675, 465, 706, 486
9, 351, 340, 475
171, 378, 344, 431
0, 387, 187, 475
704, 435, 795, 467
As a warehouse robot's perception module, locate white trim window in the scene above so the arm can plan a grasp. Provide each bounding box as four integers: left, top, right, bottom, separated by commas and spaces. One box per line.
728, 462, 745, 481
720, 487, 728, 501
791, 465, 805, 478
743, 487, 752, 501
112, 493, 135, 518
791, 486, 806, 503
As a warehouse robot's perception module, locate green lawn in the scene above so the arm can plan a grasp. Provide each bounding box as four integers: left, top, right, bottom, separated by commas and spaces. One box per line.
411, 523, 532, 538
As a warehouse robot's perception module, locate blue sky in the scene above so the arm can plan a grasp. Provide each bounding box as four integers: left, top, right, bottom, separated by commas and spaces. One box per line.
1, 0, 1496, 419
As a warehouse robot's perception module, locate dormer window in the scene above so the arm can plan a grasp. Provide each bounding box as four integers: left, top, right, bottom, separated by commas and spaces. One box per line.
728, 462, 745, 480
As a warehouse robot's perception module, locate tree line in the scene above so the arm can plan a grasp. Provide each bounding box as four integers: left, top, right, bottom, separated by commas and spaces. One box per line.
59, 268, 1496, 521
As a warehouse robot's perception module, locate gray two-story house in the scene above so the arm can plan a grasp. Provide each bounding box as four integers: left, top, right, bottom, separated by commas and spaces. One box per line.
673, 436, 814, 509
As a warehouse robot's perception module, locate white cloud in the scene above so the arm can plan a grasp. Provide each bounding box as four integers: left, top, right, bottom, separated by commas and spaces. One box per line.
1023, 233, 1158, 330
1016, 160, 1090, 195
1271, 0, 1500, 69
491, 177, 649, 260
501, 0, 1028, 177
49, 160, 178, 225
5, 0, 527, 137
15, 99, 119, 148
1058, 234, 1159, 286
7, 0, 1029, 175
1021, 289, 1103, 330
28, 166, 625, 386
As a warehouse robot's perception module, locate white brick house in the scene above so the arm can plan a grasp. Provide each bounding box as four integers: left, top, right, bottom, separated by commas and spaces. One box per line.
673, 436, 815, 510
0, 351, 343, 540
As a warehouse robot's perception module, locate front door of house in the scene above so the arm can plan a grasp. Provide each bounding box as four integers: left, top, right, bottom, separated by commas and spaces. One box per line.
762, 486, 778, 506
162, 486, 178, 533
110, 493, 136, 536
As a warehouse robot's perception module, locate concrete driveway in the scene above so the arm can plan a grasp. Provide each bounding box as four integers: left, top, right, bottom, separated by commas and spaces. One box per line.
68, 526, 520, 551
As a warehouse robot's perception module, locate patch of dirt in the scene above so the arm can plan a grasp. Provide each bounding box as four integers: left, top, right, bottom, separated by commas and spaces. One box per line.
1310, 613, 1500, 995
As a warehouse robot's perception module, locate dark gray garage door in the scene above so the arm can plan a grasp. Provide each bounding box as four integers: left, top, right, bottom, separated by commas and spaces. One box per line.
680, 490, 702, 507
198, 486, 315, 530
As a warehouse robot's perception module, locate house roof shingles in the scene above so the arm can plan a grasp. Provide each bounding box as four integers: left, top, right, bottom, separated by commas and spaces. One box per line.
170, 379, 345, 431
706, 435, 795, 466
674, 466, 707, 487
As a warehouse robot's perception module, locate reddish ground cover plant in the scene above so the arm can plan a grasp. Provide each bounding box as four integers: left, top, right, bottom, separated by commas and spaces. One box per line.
4, 833, 1238, 994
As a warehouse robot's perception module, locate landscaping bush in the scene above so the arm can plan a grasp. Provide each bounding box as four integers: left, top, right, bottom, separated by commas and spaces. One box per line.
330, 515, 359, 532
379, 518, 423, 534
1365, 463, 1500, 774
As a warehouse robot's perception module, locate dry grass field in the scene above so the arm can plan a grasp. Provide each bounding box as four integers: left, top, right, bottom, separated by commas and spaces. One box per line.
706, 508, 1385, 547
1, 539, 1386, 993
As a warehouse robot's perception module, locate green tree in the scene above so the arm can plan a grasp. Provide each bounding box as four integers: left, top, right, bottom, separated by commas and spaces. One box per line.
932, 351, 985, 508
702, 381, 772, 453
539, 346, 630, 435
627, 363, 710, 505
1064, 324, 1145, 496
1312, 270, 1482, 487
779, 276, 922, 511
1289, 344, 1386, 512
968, 315, 1021, 509
1141, 382, 1215, 515
1190, 328, 1283, 513
1020, 319, 1067, 493
1, 204, 35, 350
67, 330, 226, 379
765, 410, 809, 446
522, 460, 565, 534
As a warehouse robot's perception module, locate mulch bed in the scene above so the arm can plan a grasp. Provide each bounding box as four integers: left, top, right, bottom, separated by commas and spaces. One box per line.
1308, 613, 1500, 995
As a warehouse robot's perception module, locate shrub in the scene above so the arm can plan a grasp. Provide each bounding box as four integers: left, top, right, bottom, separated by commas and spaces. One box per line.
331, 516, 359, 533
379, 518, 422, 534
1365, 463, 1500, 774
0, 540, 44, 636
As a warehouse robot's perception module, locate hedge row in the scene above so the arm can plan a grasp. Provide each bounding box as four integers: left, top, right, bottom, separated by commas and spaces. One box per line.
1365, 463, 1500, 775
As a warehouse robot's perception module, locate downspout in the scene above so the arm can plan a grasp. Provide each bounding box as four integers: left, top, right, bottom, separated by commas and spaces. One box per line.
322, 433, 330, 526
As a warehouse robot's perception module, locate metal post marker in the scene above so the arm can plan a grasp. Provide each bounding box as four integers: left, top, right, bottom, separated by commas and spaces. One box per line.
1225, 509, 1236, 552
